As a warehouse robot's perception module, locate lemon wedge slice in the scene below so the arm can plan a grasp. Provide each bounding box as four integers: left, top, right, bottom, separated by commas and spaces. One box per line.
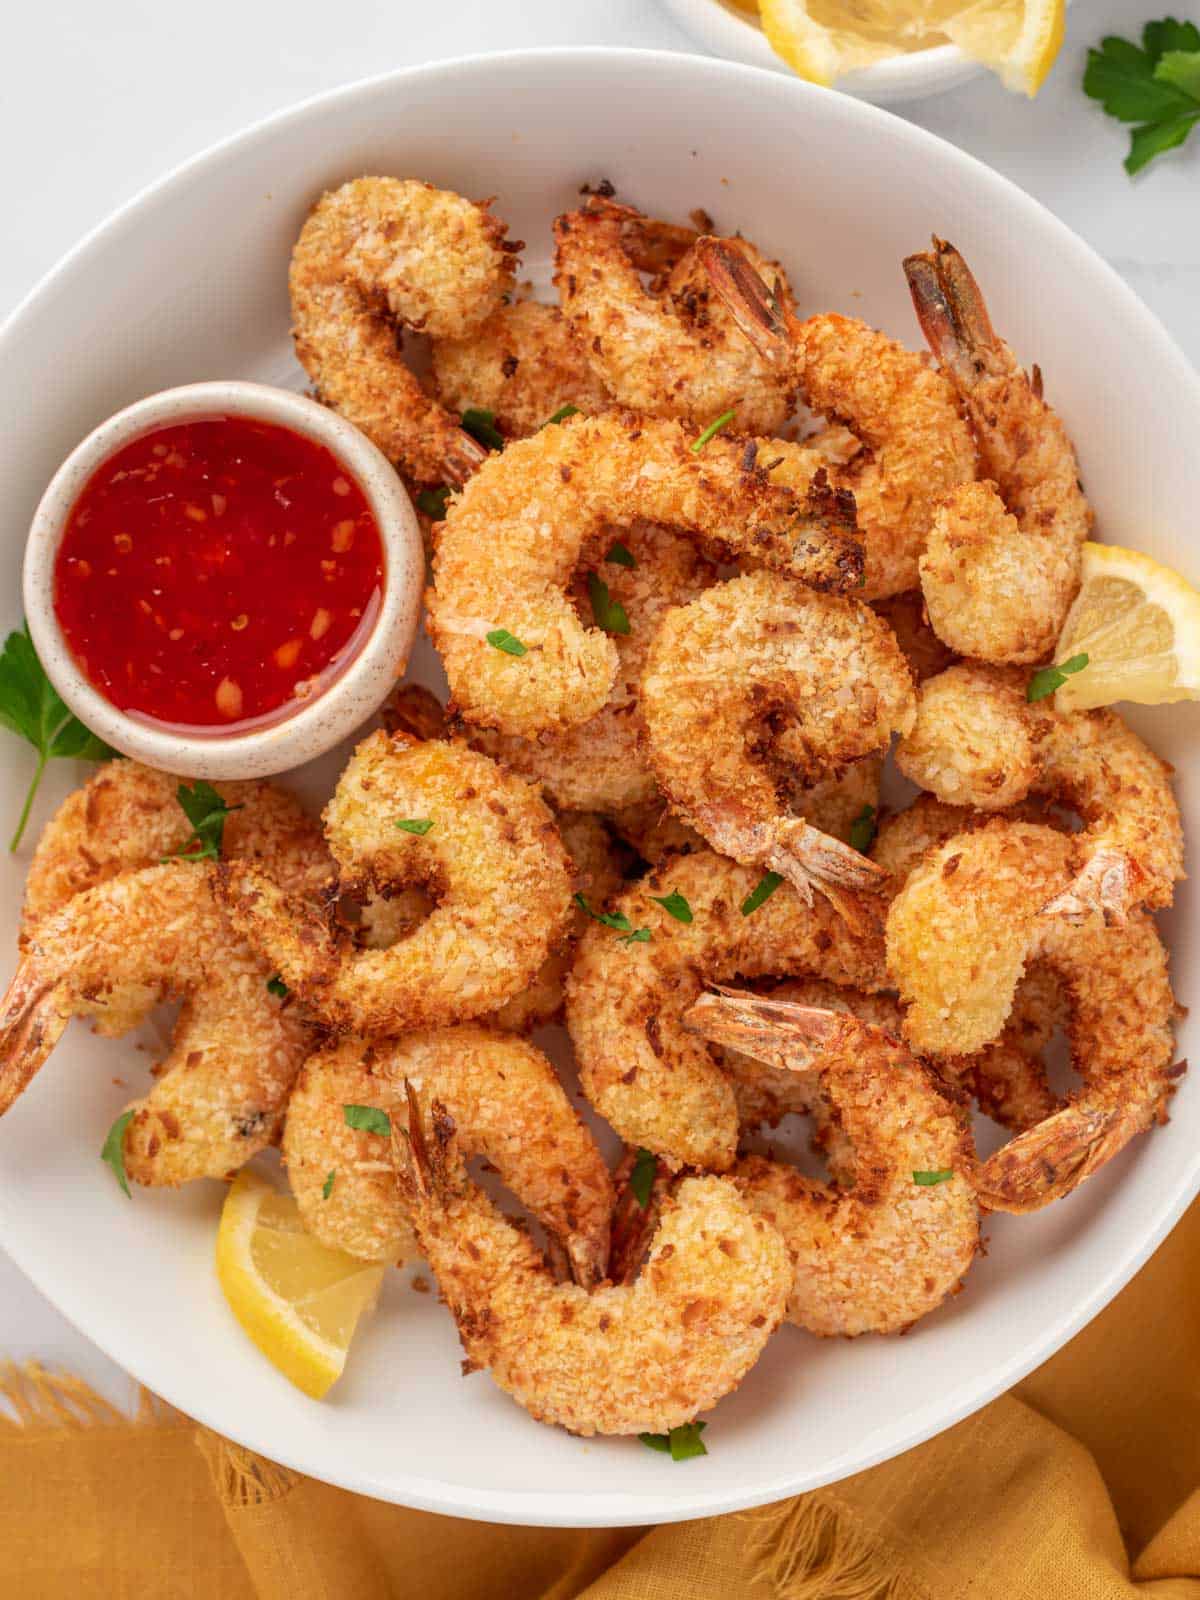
216, 1169, 385, 1399
1050, 542, 1200, 713
757, 0, 1063, 92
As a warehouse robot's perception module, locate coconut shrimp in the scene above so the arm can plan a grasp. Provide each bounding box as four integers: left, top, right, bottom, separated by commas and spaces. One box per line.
21, 760, 330, 942
699, 238, 977, 600
216, 730, 573, 1034
394, 1084, 790, 1435
427, 410, 862, 740
431, 300, 610, 441
643, 569, 914, 913
284, 1028, 613, 1278
895, 663, 1184, 921
688, 990, 979, 1336
565, 848, 887, 1171
554, 200, 797, 434
905, 239, 1091, 663
0, 863, 308, 1184
289, 177, 519, 485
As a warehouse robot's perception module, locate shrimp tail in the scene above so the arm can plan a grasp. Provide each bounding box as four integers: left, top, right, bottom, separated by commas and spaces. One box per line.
0, 965, 70, 1116
393, 1080, 458, 1206
684, 987, 844, 1072
1039, 848, 1132, 925
441, 429, 490, 488
903, 237, 998, 385
695, 237, 791, 360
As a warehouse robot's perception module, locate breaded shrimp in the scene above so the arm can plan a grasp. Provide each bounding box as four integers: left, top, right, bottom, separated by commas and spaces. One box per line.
895, 663, 1184, 920
688, 991, 979, 1336
871, 590, 959, 684
886, 820, 1179, 1209
284, 1028, 613, 1278
430, 300, 610, 440
699, 238, 977, 599
216, 731, 573, 1033
642, 569, 915, 912
394, 1085, 791, 1435
0, 863, 309, 1184
905, 239, 1091, 664
565, 848, 887, 1170
21, 760, 329, 942
554, 200, 796, 434
426, 410, 862, 739
289, 177, 519, 484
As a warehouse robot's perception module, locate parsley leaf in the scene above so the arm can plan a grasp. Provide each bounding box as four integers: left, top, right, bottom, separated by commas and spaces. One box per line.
650, 890, 693, 924
1027, 653, 1089, 703
574, 892, 651, 945
639, 1421, 708, 1460
0, 622, 115, 851
323, 1170, 336, 1200
740, 871, 784, 917
605, 541, 636, 569
630, 1147, 657, 1209
587, 572, 631, 636
266, 975, 289, 999
1158, 47, 1200, 97
415, 486, 451, 520
487, 628, 528, 657
1083, 20, 1200, 174
849, 804, 877, 854
166, 780, 243, 862
101, 1110, 135, 1198
542, 404, 581, 427
913, 1168, 954, 1186
344, 1105, 391, 1136
396, 818, 435, 835
461, 408, 505, 451
690, 410, 736, 453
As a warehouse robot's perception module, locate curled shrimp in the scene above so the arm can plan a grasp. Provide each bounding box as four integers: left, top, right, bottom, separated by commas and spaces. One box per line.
905, 238, 1091, 664
21, 760, 329, 942
642, 568, 914, 912
289, 177, 519, 485
426, 410, 862, 739
886, 819, 1180, 1210
565, 847, 886, 1171
554, 199, 797, 434
688, 990, 979, 1337
895, 663, 1184, 920
216, 730, 573, 1033
699, 237, 977, 600
430, 300, 609, 441
0, 863, 309, 1184
284, 1028, 613, 1279
394, 1083, 791, 1435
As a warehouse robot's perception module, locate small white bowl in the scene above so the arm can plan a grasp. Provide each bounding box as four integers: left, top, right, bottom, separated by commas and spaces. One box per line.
23, 381, 423, 779
658, 0, 985, 103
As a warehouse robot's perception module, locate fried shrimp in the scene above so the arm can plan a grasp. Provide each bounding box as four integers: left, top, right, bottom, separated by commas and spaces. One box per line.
642, 569, 914, 911
426, 410, 862, 739
699, 238, 977, 600
886, 820, 1178, 1209
895, 663, 1184, 921
289, 177, 519, 484
0, 863, 308, 1184
905, 239, 1091, 664
688, 990, 978, 1336
871, 590, 958, 684
21, 760, 329, 941
430, 300, 610, 441
565, 848, 886, 1170
554, 200, 797, 434
284, 1028, 613, 1278
394, 1084, 791, 1435
216, 730, 573, 1033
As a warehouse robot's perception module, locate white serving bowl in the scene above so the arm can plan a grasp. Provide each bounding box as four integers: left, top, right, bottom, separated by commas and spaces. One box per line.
0, 47, 1197, 1528
658, 0, 985, 103
24, 381, 423, 779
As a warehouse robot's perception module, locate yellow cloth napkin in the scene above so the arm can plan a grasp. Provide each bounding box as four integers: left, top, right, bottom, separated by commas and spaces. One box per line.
3, 1195, 1198, 1600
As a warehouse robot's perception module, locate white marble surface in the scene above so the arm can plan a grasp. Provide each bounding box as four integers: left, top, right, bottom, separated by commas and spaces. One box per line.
1, 0, 1196, 1407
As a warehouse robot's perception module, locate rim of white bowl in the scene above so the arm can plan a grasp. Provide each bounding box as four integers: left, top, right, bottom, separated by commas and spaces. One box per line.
22, 381, 424, 780
1, 48, 1198, 1527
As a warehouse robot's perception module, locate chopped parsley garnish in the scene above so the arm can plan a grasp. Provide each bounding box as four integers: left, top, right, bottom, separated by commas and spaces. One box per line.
0, 621, 114, 851
574, 892, 651, 945
1084, 19, 1200, 174
166, 780, 243, 862
650, 890, 693, 924
344, 1105, 391, 1136
461, 407, 505, 451
849, 804, 877, 854
913, 1169, 954, 1186
101, 1110, 135, 1198
587, 572, 631, 636
415, 486, 451, 520
1027, 653, 1089, 703
740, 871, 784, 917
322, 1170, 336, 1200
630, 1147, 657, 1210
542, 404, 581, 427
639, 1421, 708, 1460
396, 818, 435, 835
266, 975, 289, 999
605, 541, 636, 569
689, 409, 736, 453
487, 628, 528, 657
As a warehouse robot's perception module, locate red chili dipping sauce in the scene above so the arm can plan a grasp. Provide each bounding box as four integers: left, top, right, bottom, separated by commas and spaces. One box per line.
53, 417, 385, 729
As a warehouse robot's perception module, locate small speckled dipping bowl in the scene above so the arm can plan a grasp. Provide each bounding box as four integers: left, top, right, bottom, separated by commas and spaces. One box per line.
23, 381, 423, 779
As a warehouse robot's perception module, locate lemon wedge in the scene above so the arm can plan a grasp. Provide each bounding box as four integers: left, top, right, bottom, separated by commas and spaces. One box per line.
756, 0, 1063, 93
1050, 542, 1200, 713
216, 1169, 385, 1399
